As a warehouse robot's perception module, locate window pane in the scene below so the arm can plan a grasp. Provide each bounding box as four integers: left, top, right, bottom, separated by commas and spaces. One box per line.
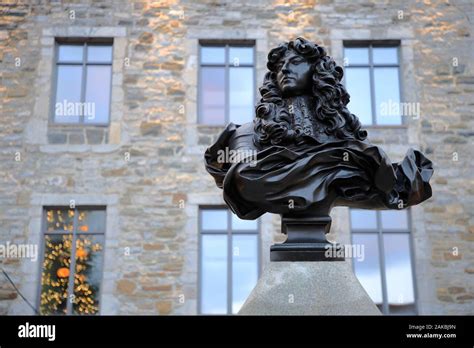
58, 45, 83, 62
77, 209, 106, 233
345, 67, 372, 125
344, 47, 369, 65
54, 65, 83, 123
373, 47, 398, 65
201, 46, 225, 65
353, 233, 383, 304
383, 234, 415, 309
201, 235, 228, 314
46, 208, 75, 232
201, 209, 227, 231
232, 235, 258, 314
229, 67, 254, 124
229, 47, 253, 65
84, 65, 112, 124
374, 67, 401, 125
73, 234, 104, 315
40, 234, 73, 315
350, 209, 377, 230
87, 45, 113, 63
381, 210, 408, 230
231, 214, 257, 231
201, 67, 226, 125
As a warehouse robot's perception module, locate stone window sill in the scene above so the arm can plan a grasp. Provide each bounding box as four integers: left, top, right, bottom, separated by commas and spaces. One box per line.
40, 144, 120, 153
47, 125, 109, 145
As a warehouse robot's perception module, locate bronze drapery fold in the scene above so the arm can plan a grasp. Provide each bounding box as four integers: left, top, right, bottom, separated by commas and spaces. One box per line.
205, 123, 433, 220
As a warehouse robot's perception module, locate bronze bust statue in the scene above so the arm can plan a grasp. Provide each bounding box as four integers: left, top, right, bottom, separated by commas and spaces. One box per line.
205, 37, 433, 261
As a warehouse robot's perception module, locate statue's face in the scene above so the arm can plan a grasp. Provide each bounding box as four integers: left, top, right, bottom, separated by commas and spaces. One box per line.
276, 50, 313, 97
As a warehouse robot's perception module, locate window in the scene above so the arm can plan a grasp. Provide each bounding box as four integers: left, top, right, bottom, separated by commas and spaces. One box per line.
199, 207, 259, 314
53, 40, 113, 125
39, 207, 106, 315
344, 42, 401, 125
199, 42, 255, 125
350, 209, 416, 315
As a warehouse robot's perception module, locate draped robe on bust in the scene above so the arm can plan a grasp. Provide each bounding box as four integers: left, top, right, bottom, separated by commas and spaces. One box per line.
204, 99, 433, 220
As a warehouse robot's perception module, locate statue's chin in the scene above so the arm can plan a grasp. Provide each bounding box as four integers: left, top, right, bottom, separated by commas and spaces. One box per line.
280, 87, 309, 98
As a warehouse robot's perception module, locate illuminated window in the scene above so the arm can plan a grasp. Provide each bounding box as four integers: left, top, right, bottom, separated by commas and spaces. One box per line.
343, 42, 402, 125
53, 40, 113, 124
350, 209, 416, 315
39, 207, 106, 315
199, 207, 260, 314
199, 42, 255, 125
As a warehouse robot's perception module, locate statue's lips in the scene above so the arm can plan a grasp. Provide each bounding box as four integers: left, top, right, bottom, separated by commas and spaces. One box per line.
280, 76, 296, 85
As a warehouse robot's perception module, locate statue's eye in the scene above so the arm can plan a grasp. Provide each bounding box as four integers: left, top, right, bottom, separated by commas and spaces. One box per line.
291, 58, 304, 64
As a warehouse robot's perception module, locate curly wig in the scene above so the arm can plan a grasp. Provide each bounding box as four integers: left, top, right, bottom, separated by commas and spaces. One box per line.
254, 37, 367, 146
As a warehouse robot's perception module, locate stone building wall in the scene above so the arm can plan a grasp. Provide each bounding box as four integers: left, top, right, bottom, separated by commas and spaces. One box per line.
0, 0, 472, 315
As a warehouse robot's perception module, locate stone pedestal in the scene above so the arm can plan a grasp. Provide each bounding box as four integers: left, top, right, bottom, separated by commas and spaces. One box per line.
271, 215, 344, 261
238, 261, 381, 315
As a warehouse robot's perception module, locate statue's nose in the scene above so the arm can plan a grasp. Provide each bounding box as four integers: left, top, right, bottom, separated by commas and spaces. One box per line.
281, 60, 291, 73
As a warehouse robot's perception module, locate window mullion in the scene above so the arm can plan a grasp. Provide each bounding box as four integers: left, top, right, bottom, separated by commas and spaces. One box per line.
198, 45, 202, 124
227, 210, 232, 314
80, 43, 87, 124
225, 45, 230, 124
396, 46, 404, 126
407, 210, 418, 314
369, 45, 377, 125
52, 44, 59, 123
253, 46, 256, 113
66, 208, 79, 315
377, 212, 389, 314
